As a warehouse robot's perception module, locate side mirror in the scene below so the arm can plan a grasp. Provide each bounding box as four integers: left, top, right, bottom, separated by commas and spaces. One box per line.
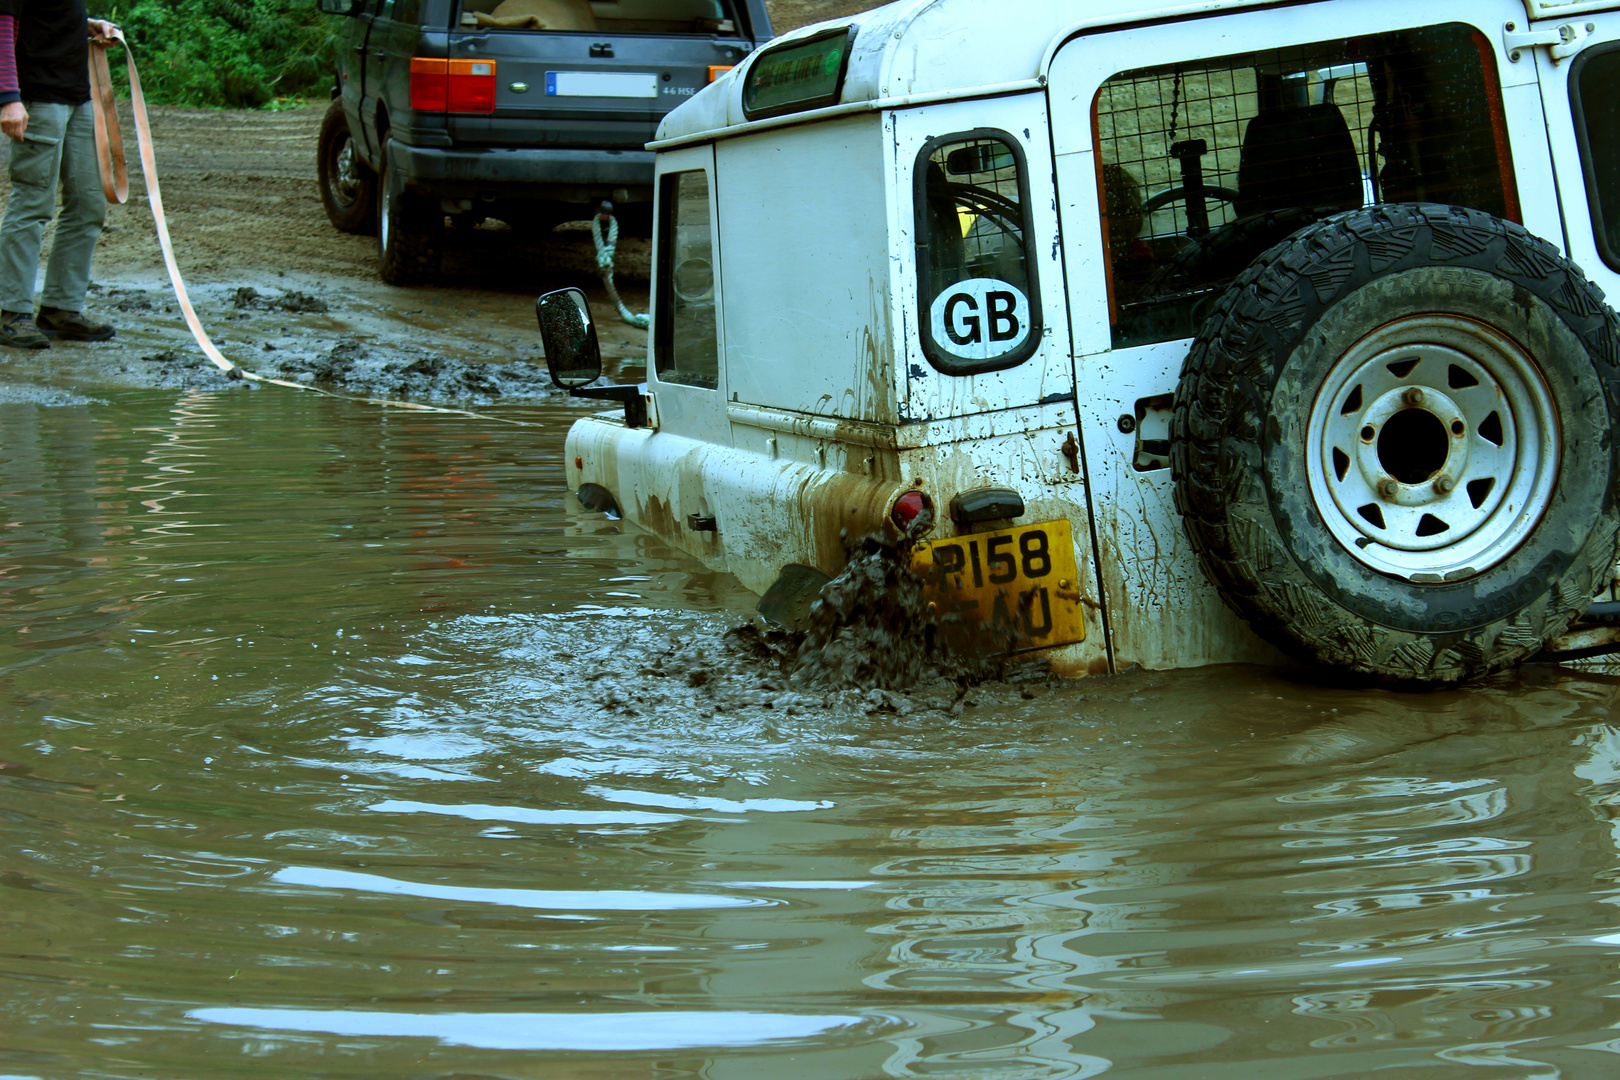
535, 286, 649, 429
318, 0, 361, 13
537, 287, 602, 390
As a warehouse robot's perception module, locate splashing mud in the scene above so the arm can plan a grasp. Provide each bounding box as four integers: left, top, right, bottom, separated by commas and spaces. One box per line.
569, 527, 1049, 724
791, 534, 950, 690
786, 514, 1026, 692
556, 614, 1053, 726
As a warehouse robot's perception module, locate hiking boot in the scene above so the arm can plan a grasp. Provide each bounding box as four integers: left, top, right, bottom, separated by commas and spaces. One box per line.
37, 306, 114, 342
0, 310, 49, 349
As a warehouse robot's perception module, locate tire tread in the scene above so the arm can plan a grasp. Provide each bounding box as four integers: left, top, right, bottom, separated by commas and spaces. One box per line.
1172, 202, 1620, 682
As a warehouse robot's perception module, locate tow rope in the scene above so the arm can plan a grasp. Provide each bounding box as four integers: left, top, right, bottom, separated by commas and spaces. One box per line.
589, 205, 649, 329
85, 33, 543, 427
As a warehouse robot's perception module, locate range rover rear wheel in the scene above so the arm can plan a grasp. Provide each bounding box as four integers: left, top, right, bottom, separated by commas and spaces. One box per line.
377, 136, 443, 286
317, 100, 376, 235
1172, 203, 1620, 682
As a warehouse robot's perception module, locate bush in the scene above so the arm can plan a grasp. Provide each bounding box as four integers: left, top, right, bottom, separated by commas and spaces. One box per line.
105, 0, 339, 108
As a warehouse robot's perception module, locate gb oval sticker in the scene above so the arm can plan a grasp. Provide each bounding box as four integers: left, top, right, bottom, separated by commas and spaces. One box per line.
929, 278, 1031, 361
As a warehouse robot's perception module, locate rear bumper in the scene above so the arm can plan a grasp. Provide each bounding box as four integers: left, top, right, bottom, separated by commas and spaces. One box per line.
391, 142, 655, 204
565, 412, 907, 595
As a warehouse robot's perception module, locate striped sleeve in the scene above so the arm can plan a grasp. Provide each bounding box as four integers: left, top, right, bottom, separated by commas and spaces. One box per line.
0, 15, 17, 106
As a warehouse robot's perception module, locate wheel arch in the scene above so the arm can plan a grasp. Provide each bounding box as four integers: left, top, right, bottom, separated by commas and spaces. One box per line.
362, 103, 391, 174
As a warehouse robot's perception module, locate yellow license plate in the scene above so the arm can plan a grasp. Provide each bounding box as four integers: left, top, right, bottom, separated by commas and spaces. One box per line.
910, 519, 1086, 653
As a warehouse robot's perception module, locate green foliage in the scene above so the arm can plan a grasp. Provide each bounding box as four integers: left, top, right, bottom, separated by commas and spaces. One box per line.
105, 0, 339, 108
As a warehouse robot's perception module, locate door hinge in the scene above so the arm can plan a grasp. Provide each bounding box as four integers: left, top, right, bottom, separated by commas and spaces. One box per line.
1504, 20, 1596, 63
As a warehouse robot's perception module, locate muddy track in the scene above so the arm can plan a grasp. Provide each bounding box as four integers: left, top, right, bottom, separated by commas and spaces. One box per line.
0, 103, 655, 399
0, 0, 881, 399
771, 0, 881, 31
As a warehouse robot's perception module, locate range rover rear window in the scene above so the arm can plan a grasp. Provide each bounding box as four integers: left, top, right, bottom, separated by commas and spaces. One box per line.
454, 0, 741, 35
741, 26, 854, 119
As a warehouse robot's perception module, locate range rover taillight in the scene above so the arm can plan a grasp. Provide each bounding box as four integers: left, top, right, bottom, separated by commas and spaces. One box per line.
409, 58, 497, 114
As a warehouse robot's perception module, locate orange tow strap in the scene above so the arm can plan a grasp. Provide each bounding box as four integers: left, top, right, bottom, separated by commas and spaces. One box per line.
88, 39, 126, 205
86, 34, 542, 425
88, 32, 258, 381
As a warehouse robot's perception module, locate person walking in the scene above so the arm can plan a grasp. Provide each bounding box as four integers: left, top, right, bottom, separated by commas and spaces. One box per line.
0, 2, 118, 348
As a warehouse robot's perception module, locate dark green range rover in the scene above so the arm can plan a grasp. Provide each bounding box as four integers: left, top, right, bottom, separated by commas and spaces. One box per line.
315, 0, 772, 283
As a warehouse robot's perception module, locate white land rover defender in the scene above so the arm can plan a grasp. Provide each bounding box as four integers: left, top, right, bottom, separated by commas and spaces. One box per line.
538, 0, 1620, 682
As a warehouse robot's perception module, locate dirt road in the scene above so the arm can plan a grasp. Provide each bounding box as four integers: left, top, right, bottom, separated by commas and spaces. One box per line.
0, 103, 656, 401
0, 0, 883, 401
770, 0, 879, 31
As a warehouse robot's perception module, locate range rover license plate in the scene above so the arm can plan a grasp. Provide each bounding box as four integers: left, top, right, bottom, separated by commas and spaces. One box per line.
545, 71, 659, 98
910, 519, 1086, 653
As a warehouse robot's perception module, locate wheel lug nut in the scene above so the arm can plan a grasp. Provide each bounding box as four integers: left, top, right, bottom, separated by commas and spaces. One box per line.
1403, 388, 1425, 407
1377, 478, 1399, 499
1435, 476, 1455, 495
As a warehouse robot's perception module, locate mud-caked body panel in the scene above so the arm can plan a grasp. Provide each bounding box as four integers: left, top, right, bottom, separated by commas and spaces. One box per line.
567, 412, 905, 595
569, 400, 1115, 673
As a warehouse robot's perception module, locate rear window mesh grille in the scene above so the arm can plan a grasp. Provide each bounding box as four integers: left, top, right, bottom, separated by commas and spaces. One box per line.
1093, 23, 1514, 348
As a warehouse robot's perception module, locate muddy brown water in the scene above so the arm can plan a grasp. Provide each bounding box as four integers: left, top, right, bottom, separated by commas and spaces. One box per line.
7, 386, 1620, 1079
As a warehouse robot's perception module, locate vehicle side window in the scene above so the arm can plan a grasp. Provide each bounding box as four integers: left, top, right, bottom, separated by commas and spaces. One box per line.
655, 169, 719, 389
1572, 45, 1620, 272
914, 131, 1042, 375
1094, 23, 1515, 348
392, 0, 419, 23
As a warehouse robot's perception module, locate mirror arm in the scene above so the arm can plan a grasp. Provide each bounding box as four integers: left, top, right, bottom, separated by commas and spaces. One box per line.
570, 383, 648, 429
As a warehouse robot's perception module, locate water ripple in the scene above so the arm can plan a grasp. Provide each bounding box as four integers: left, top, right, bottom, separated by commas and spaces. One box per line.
187, 1007, 868, 1050
269, 866, 775, 910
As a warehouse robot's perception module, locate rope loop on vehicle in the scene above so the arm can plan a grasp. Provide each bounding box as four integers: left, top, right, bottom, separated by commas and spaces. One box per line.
590, 205, 650, 330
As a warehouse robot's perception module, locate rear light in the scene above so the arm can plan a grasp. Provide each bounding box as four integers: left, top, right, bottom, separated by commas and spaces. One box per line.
448, 59, 497, 113
891, 490, 934, 535
409, 58, 497, 114
707, 65, 733, 82
409, 58, 448, 111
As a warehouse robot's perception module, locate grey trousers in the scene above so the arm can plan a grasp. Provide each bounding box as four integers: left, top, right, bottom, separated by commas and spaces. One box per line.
0, 101, 106, 314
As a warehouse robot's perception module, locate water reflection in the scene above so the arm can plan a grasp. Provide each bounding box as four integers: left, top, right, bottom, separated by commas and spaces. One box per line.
270, 865, 773, 910
5, 390, 1620, 1078
188, 1006, 871, 1051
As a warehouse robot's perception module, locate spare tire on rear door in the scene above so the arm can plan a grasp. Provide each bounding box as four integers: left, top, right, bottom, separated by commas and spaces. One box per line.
1172, 203, 1620, 682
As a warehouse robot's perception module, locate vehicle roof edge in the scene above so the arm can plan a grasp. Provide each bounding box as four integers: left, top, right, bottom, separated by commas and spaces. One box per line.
653, 0, 1620, 148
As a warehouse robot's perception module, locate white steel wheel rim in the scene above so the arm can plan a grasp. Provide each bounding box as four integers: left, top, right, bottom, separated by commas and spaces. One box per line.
1305, 314, 1560, 583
